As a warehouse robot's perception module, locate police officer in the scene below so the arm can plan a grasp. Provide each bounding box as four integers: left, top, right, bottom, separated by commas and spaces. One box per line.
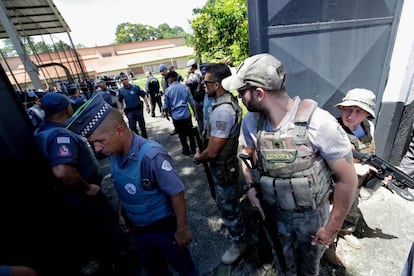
194, 63, 248, 265
34, 93, 127, 274
145, 71, 163, 117
118, 73, 150, 138
93, 79, 118, 108
222, 53, 358, 275
67, 84, 87, 112
66, 95, 197, 276
185, 59, 205, 133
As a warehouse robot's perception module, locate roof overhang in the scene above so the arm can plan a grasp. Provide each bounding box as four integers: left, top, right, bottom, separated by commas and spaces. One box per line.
0, 0, 70, 39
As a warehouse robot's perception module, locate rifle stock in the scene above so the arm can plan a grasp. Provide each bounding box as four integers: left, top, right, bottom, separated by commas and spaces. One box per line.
192, 126, 216, 200
352, 149, 414, 201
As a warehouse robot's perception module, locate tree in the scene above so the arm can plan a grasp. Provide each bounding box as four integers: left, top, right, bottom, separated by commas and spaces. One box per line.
157, 23, 186, 39
115, 23, 157, 43
33, 41, 52, 53
189, 0, 249, 66
115, 23, 185, 43
0, 39, 17, 57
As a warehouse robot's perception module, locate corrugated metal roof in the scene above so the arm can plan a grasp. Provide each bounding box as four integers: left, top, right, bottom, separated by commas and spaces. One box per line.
0, 0, 70, 39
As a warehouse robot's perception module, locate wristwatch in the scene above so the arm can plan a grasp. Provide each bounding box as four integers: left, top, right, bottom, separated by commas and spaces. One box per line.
242, 182, 255, 192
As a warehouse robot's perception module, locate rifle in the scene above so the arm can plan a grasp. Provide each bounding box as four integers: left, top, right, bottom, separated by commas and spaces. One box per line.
352, 149, 414, 201
239, 153, 287, 274
192, 126, 216, 200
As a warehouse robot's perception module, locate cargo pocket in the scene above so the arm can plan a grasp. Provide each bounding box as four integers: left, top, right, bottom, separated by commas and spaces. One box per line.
291, 177, 316, 209
274, 179, 296, 210
259, 176, 277, 205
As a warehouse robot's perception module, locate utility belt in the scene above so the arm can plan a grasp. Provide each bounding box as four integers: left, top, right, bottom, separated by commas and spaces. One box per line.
258, 161, 332, 211
129, 215, 176, 233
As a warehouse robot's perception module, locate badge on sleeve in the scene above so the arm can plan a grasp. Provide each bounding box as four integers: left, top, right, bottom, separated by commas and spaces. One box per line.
161, 160, 172, 171
57, 145, 72, 157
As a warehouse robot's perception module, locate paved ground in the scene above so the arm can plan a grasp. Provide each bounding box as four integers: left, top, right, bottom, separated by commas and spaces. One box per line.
108, 110, 414, 276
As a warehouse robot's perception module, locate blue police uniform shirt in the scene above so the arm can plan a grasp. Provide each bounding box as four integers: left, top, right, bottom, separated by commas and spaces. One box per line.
118, 84, 146, 109
92, 89, 114, 105
163, 81, 195, 120
35, 120, 100, 182
69, 95, 86, 112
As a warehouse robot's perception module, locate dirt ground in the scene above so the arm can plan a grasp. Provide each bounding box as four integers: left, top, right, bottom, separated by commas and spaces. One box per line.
106, 109, 414, 276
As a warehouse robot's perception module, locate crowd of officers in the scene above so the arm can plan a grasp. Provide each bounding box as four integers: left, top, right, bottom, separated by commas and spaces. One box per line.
14, 54, 414, 276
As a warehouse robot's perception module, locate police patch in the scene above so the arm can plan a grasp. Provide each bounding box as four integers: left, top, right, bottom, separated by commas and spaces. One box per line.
124, 183, 136, 194
161, 160, 172, 171
57, 145, 72, 157
57, 136, 70, 144
215, 120, 227, 131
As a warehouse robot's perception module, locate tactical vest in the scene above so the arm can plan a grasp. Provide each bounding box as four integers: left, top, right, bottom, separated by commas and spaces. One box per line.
337, 117, 375, 187
337, 117, 375, 156
256, 99, 333, 211
110, 140, 171, 227
205, 92, 242, 166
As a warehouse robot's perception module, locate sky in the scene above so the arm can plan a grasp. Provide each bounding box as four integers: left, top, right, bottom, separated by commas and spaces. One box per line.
52, 0, 207, 47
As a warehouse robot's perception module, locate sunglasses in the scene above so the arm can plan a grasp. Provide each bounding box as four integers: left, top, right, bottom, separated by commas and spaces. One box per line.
203, 80, 219, 85
237, 86, 257, 96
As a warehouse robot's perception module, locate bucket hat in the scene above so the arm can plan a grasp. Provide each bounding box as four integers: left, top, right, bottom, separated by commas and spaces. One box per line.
335, 88, 376, 119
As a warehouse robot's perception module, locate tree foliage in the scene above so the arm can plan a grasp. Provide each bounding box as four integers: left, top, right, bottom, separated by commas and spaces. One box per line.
189, 0, 249, 66
115, 22, 186, 43
0, 37, 71, 57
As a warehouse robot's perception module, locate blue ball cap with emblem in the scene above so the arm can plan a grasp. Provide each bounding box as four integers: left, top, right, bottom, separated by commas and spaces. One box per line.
41, 92, 71, 116
65, 93, 112, 137
159, 64, 168, 72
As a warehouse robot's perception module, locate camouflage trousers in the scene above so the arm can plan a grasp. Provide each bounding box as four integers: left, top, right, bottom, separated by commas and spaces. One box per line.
273, 198, 330, 276
210, 164, 246, 241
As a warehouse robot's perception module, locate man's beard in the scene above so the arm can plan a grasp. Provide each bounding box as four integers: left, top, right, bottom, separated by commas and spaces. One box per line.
245, 98, 261, 112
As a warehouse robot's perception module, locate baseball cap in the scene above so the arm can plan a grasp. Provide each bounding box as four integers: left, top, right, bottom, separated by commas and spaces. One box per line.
67, 84, 77, 92
186, 59, 196, 68
41, 92, 71, 116
159, 64, 168, 72
222, 53, 285, 91
334, 88, 376, 119
65, 94, 112, 137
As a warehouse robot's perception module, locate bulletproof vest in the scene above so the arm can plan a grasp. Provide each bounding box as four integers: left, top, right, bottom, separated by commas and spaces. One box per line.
256, 99, 333, 210
205, 92, 241, 166
337, 118, 375, 156
337, 117, 375, 186
110, 140, 171, 227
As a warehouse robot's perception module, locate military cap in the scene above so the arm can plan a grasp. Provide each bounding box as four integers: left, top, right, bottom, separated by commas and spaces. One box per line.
65, 93, 112, 137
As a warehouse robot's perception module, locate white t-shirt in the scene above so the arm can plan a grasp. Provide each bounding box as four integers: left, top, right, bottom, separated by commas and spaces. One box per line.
241, 96, 351, 160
